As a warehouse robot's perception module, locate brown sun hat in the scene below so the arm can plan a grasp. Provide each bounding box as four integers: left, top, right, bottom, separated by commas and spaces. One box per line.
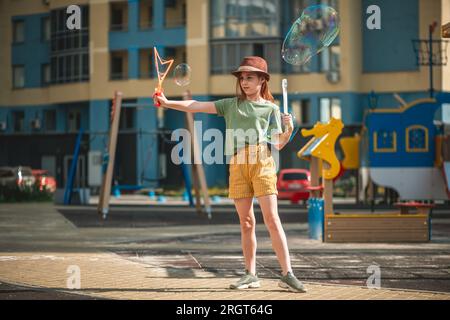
231, 56, 270, 81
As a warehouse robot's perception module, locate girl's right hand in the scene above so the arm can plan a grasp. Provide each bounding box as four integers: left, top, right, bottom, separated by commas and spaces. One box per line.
153, 91, 169, 107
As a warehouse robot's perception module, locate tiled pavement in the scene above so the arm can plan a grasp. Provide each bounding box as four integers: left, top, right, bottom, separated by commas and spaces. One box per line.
0, 203, 450, 300
1, 251, 450, 300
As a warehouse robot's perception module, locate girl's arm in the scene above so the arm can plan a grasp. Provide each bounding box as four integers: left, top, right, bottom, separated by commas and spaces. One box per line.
154, 92, 217, 114
273, 114, 294, 151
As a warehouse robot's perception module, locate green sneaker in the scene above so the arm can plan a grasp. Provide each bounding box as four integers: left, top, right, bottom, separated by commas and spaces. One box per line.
279, 272, 307, 293
230, 270, 260, 289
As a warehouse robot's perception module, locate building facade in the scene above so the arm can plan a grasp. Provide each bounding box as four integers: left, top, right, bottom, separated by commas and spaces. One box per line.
0, 0, 449, 192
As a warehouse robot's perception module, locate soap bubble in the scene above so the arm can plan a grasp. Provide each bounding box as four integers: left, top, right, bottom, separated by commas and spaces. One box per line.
173, 63, 191, 86
282, 5, 340, 66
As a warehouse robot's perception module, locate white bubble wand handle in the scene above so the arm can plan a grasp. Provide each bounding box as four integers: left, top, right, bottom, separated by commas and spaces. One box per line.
282, 79, 288, 114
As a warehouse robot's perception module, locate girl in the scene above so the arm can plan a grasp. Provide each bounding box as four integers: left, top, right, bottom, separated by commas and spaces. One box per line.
153, 56, 307, 293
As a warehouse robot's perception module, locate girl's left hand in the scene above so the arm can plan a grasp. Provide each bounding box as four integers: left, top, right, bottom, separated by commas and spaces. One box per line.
282, 113, 294, 132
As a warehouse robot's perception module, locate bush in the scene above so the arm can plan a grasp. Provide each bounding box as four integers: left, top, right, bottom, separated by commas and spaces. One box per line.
0, 184, 53, 203
333, 176, 356, 198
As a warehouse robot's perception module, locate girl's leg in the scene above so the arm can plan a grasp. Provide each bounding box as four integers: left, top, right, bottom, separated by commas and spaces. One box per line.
234, 197, 257, 275
257, 194, 291, 275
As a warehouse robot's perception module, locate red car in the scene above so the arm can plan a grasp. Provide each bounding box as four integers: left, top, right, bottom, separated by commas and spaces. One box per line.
32, 169, 57, 193
277, 169, 311, 203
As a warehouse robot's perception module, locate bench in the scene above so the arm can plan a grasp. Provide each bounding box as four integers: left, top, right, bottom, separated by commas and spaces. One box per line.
394, 202, 436, 215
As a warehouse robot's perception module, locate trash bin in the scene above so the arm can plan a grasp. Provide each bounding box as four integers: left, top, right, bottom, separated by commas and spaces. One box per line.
307, 198, 324, 240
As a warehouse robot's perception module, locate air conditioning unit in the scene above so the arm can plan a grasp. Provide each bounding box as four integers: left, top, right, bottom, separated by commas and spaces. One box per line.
31, 119, 41, 129
327, 70, 341, 84
0, 121, 6, 131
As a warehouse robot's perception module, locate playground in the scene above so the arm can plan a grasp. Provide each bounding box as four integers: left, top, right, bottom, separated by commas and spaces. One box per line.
2, 0, 450, 303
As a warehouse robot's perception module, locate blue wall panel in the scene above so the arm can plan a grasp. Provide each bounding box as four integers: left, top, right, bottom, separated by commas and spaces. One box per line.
11, 13, 50, 88
362, 0, 419, 72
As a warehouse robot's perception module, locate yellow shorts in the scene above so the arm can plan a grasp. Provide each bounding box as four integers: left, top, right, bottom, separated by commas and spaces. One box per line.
228, 144, 278, 199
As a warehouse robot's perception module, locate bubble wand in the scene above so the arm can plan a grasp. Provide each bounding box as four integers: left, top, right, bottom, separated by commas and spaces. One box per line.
282, 79, 288, 115
153, 47, 174, 107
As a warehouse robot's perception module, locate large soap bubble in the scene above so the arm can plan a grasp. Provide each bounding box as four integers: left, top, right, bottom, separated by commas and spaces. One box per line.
282, 5, 340, 66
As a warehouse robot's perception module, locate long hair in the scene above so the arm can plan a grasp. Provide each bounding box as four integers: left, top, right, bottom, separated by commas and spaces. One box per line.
236, 73, 275, 103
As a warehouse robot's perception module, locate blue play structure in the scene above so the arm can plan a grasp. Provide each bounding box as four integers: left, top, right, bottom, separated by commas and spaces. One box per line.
63, 129, 84, 205
361, 92, 450, 201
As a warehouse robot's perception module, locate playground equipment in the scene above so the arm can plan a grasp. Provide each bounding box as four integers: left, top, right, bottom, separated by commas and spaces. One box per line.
96, 91, 212, 220
360, 93, 450, 202
98, 91, 122, 219
298, 116, 434, 243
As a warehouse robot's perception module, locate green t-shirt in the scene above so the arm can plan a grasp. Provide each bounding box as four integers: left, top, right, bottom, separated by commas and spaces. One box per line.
215, 97, 283, 155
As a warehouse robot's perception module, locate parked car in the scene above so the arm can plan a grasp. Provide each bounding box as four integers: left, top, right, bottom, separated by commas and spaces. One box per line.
32, 169, 57, 193
0, 166, 36, 189
277, 169, 311, 203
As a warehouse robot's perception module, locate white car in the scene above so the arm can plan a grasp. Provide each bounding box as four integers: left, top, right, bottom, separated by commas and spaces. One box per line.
0, 166, 36, 189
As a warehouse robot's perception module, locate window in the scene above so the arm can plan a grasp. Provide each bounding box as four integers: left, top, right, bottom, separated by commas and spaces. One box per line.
41, 17, 50, 41
12, 65, 25, 88
12, 20, 24, 43
320, 98, 341, 122
81, 53, 89, 81
282, 172, 308, 181
292, 100, 310, 125
111, 8, 124, 30
44, 110, 56, 131
211, 0, 280, 38
289, 0, 308, 20
320, 45, 341, 72
111, 56, 123, 79
109, 100, 135, 130
120, 107, 135, 130
406, 126, 428, 152
211, 41, 281, 74
110, 1, 127, 31
443, 104, 450, 124
50, 6, 89, 84
163, 46, 186, 74
12, 111, 25, 132
139, 0, 154, 29
41, 64, 51, 86
110, 51, 127, 80
165, 0, 186, 28
300, 100, 310, 124
0, 168, 14, 179
210, 0, 282, 75
68, 110, 81, 132
374, 130, 397, 153
139, 48, 153, 78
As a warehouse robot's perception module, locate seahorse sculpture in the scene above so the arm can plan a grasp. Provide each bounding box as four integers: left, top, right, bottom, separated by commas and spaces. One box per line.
297, 118, 344, 180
